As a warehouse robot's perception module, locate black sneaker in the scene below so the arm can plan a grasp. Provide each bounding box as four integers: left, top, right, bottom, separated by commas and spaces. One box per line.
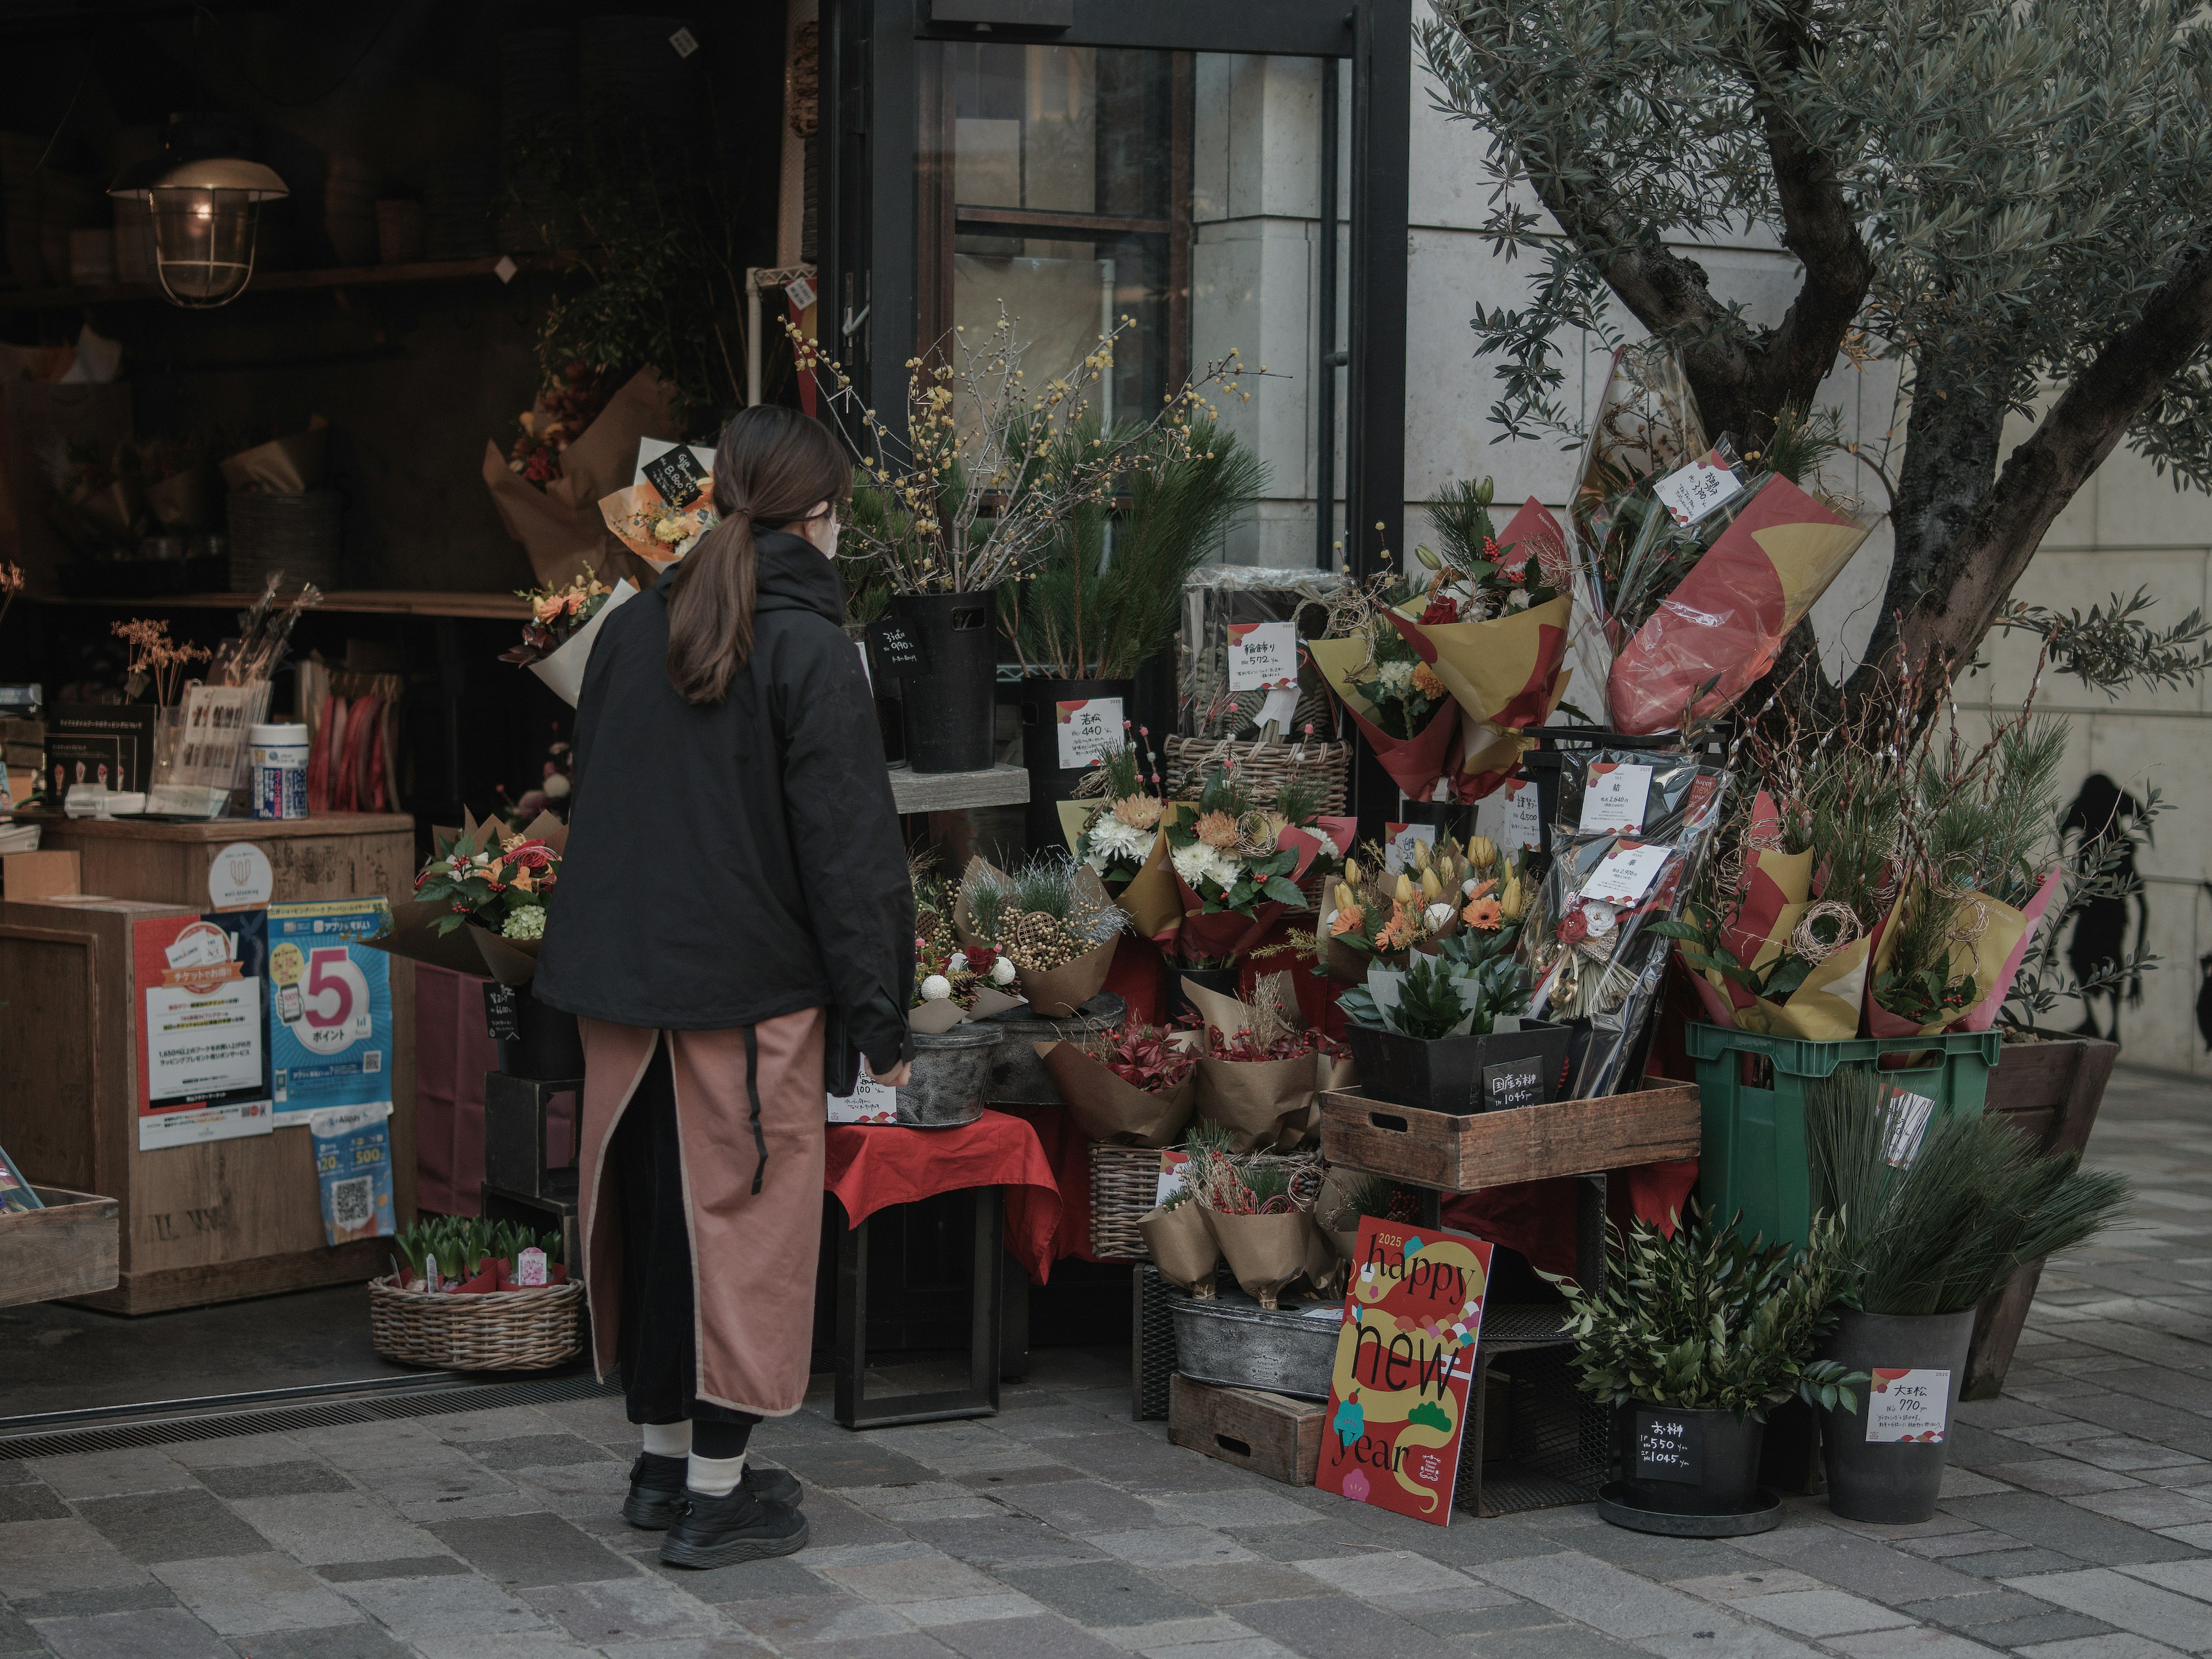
744, 1462, 802, 1508
622, 1452, 688, 1530
658, 1487, 809, 1568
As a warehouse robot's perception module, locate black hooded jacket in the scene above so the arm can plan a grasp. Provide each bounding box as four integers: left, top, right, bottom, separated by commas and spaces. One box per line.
534, 532, 915, 1079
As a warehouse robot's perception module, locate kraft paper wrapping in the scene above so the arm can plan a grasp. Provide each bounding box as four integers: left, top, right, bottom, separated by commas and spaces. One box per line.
365, 807, 567, 984
1304, 634, 1461, 802
1018, 932, 1116, 1018
482, 369, 681, 589
1139, 1203, 1220, 1296
1164, 824, 1320, 963
1301, 1219, 1346, 1298
1206, 1209, 1316, 1309
1865, 868, 2063, 1039
1035, 1041, 1196, 1145
1194, 1054, 1319, 1152
1119, 813, 1184, 941
1608, 475, 1875, 734
221, 416, 328, 493
909, 985, 1025, 1035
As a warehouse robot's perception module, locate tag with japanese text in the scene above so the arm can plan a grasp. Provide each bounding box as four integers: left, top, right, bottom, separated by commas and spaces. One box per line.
1228, 621, 1297, 691
1577, 762, 1652, 833
1056, 698, 1124, 769
1581, 841, 1670, 906
1652, 453, 1745, 527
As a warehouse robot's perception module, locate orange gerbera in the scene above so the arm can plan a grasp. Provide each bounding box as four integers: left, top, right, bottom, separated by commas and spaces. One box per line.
1411, 662, 1446, 700
1463, 896, 1504, 931
1328, 903, 1366, 937
1465, 877, 1498, 902
1376, 899, 1421, 952
1194, 810, 1241, 851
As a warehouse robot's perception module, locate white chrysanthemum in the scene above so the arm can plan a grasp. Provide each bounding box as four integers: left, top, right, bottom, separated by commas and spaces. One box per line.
1374, 658, 1416, 699
920, 974, 953, 1001
1172, 839, 1228, 891
991, 957, 1017, 986
1089, 814, 1153, 865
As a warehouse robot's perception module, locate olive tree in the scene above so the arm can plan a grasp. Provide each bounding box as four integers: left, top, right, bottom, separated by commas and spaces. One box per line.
1420, 0, 2212, 707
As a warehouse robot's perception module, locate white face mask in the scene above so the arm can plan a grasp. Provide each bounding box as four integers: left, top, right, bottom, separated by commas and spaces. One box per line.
794, 499, 838, 560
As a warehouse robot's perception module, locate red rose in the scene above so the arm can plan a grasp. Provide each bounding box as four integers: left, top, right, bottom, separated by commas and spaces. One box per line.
1419, 593, 1460, 624
964, 945, 999, 974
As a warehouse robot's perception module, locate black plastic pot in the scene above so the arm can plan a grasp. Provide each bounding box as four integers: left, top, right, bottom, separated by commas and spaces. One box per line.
1016, 675, 1137, 855
1342, 1020, 1574, 1115
1168, 964, 1241, 1025
892, 590, 999, 774
484, 980, 585, 1081
1611, 1403, 1767, 1516
1818, 1307, 1975, 1524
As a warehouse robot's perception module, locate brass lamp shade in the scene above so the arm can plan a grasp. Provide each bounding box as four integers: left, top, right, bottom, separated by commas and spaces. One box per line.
108, 156, 290, 308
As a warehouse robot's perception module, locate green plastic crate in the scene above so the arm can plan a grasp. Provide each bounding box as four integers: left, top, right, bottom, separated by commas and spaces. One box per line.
1685, 1022, 2002, 1249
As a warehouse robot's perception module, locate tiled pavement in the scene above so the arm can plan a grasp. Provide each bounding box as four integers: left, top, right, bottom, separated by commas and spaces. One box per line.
3, 1067, 2209, 1658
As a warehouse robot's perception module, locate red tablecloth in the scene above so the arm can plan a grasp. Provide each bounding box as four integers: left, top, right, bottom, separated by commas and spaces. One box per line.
824, 1108, 1065, 1286
998, 1102, 1101, 1267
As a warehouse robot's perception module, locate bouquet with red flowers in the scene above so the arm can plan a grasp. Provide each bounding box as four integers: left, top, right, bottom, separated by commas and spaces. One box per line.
1034, 1018, 1199, 1147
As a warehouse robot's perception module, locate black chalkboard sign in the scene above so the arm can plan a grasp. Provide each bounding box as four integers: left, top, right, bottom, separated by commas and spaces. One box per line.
1633, 1410, 1702, 1484
866, 618, 931, 681
482, 982, 522, 1043
1482, 1055, 1545, 1113
642, 445, 710, 507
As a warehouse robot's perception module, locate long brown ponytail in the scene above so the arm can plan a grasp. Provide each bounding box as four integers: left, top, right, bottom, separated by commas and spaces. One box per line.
665, 406, 852, 705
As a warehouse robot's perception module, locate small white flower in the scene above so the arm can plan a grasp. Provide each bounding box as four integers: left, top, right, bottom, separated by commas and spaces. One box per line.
1374, 659, 1416, 699
991, 957, 1017, 986
1462, 876, 1480, 898
543, 773, 571, 801
1425, 902, 1456, 932
948, 950, 969, 975
920, 974, 953, 1001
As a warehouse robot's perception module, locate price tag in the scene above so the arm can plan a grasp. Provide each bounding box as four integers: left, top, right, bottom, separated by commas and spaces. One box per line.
1884, 1087, 1938, 1169
669, 25, 700, 56
1382, 821, 1436, 874
1866, 1369, 1952, 1443
516, 1246, 548, 1287
1056, 697, 1124, 770
482, 982, 521, 1043
1228, 621, 1297, 691
828, 1077, 899, 1124
1154, 1149, 1191, 1206
865, 618, 930, 681
642, 445, 710, 509
1581, 842, 1670, 906
1479, 1056, 1544, 1113
1633, 1410, 1703, 1483
1652, 454, 1744, 527
1475, 778, 1543, 853
786, 274, 816, 312
1578, 762, 1652, 833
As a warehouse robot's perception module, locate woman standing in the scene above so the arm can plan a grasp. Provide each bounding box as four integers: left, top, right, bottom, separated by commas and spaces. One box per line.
535, 407, 914, 1568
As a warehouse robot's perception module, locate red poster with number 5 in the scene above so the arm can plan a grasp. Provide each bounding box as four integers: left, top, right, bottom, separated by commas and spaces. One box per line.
267, 899, 393, 1123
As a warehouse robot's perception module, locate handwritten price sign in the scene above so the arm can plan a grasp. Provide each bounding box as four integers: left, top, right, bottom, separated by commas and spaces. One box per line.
1228, 622, 1297, 691
1056, 698, 1124, 768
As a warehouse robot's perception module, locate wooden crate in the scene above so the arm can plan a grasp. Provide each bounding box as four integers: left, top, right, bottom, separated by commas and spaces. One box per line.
1320, 1078, 1701, 1192
0, 1185, 119, 1308
0, 813, 418, 1313
1169, 1373, 1323, 1485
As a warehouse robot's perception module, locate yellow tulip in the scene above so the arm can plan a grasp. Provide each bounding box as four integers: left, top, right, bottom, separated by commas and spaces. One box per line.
1395, 873, 1415, 905
1499, 876, 1525, 922
1469, 836, 1498, 870
1421, 868, 1443, 902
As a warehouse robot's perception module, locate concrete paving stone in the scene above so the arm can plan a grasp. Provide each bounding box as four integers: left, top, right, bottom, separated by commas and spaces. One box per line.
1983, 1463, 2148, 1498
988, 1406, 1141, 1442
1457, 1621, 1648, 1659
74, 1488, 268, 1564
816, 1555, 1006, 1604
774, 1442, 946, 1491
896, 1592, 1047, 1626
0, 1480, 66, 1523
1471, 1551, 1720, 1639
232, 1493, 452, 1566
404, 1633, 603, 1659
426, 1510, 640, 1588
518, 1574, 726, 1643
0, 1460, 28, 1485
1963, 1401, 2079, 1431
410, 1406, 567, 1444
1726, 1589, 1915, 1637
1401, 1516, 1567, 1569
293, 1422, 465, 1472
5, 1587, 175, 1622
950, 1465, 1085, 1491
990, 1559, 1212, 1628
162, 1433, 311, 1470
2131, 1467, 2212, 1488
194, 1460, 356, 1499
1825, 1628, 2011, 1659
594, 1638, 775, 1659
799, 1487, 918, 1551
1896, 1588, 2058, 1629
2068, 1487, 2212, 1531
2067, 1442, 2207, 1475
717, 1590, 916, 1645
2014, 1638, 2195, 1659
778, 1636, 958, 1659
924, 1612, 1128, 1658
2113, 1556, 2212, 1600
150, 1551, 359, 1637
1941, 1471, 2020, 1499
312, 1556, 473, 1582
1536, 1529, 1764, 1584
637, 1552, 825, 1604
1999, 1423, 2109, 1447
1150, 1487, 1320, 1531
1943, 1548, 2088, 1579
1737, 1526, 1994, 1603
1942, 1493, 2205, 1565
858, 1495, 1006, 1524
993, 1478, 1164, 1533
1671, 1570, 1827, 1600
338, 1573, 548, 1644
1997, 1567, 2212, 1652
900, 1512, 1111, 1570
1083, 1522, 1257, 1568
0, 1608, 36, 1658
1639, 1623, 1831, 1659
844, 1480, 985, 1515
1290, 1547, 1500, 1605
351, 1460, 520, 1507
1231, 1592, 1461, 1658
1044, 1432, 1246, 1490
1949, 1612, 2119, 1646
32, 1447, 196, 1499
31, 1607, 234, 1659
458, 1433, 619, 1472
1900, 1531, 2032, 1560
1219, 1522, 1384, 1563
1108, 1612, 1271, 1648
1147, 1561, 1353, 1608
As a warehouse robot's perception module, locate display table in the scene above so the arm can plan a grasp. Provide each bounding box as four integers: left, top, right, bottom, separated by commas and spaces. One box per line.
0, 812, 418, 1313
823, 1109, 1060, 1429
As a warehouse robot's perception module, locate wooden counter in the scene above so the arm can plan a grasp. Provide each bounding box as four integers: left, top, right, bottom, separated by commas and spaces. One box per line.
0, 813, 418, 1313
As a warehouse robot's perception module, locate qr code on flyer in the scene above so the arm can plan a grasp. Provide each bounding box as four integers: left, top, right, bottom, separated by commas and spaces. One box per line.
330, 1176, 375, 1233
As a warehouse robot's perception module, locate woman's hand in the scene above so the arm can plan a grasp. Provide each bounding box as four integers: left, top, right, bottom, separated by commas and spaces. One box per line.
866, 1058, 912, 1088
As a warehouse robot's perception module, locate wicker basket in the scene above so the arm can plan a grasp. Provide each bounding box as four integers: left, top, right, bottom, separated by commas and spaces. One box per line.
1164, 734, 1350, 816
1089, 1142, 1164, 1261
368, 1276, 585, 1372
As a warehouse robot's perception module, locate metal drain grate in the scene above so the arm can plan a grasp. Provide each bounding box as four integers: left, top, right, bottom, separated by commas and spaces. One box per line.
0, 1373, 620, 1461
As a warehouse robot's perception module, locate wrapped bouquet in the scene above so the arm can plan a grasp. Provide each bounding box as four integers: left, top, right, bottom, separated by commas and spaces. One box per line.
500, 567, 636, 705
1033, 1016, 1198, 1146
955, 854, 1127, 1017
369, 808, 569, 987
1161, 763, 1328, 968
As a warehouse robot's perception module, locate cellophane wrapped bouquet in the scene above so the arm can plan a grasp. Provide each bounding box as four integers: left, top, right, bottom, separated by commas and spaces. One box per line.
1320, 832, 1529, 982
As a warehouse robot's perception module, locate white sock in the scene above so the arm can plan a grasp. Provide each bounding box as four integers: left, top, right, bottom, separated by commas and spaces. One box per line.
687, 1450, 746, 1498
642, 1422, 691, 1458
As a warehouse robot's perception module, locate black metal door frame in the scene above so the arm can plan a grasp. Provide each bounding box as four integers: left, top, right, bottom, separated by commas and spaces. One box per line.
820, 0, 1410, 587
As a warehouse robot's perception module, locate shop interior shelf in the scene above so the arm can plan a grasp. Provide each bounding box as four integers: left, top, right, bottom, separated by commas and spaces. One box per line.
0, 253, 581, 311
39, 589, 532, 619
887, 762, 1029, 815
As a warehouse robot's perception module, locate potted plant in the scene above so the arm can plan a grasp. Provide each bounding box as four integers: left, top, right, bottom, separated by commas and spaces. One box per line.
1002, 422, 1263, 844
1554, 1205, 1863, 1534
1337, 953, 1570, 1116
1805, 1066, 2130, 1522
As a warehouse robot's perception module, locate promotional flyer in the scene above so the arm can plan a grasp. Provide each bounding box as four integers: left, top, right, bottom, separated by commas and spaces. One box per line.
266, 899, 393, 1124
132, 911, 274, 1150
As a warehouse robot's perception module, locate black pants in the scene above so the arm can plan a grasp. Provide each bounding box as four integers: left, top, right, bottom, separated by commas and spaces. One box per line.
613, 1036, 757, 1457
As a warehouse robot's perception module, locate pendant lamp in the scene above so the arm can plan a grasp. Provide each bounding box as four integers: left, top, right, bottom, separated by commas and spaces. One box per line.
109, 136, 289, 308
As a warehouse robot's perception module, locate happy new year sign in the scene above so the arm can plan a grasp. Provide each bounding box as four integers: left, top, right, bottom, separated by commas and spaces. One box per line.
1315, 1218, 1493, 1525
